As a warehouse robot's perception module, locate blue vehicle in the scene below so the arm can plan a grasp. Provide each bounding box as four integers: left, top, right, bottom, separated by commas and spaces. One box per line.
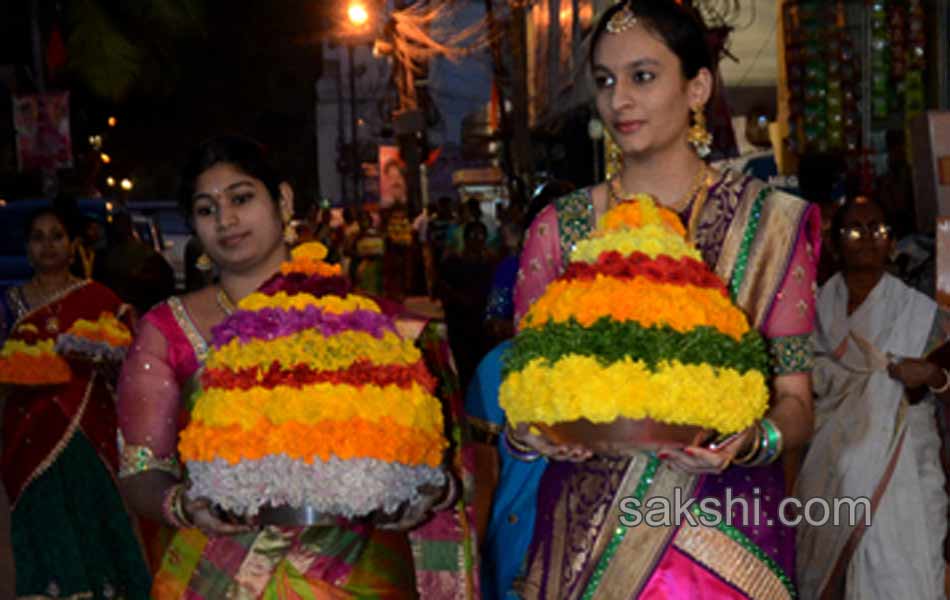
0, 198, 119, 294
126, 200, 191, 290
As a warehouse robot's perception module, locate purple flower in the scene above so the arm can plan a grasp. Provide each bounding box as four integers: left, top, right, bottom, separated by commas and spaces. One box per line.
211, 306, 396, 348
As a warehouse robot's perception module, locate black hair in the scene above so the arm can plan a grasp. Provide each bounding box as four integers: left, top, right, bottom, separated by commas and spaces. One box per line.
177, 135, 283, 218
830, 195, 892, 249
465, 198, 482, 219
24, 207, 73, 240
589, 0, 713, 80
526, 179, 576, 227
798, 152, 846, 206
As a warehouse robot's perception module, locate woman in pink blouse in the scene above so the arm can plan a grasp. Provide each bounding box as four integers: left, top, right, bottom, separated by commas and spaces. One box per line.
505, 1, 820, 598
116, 136, 463, 599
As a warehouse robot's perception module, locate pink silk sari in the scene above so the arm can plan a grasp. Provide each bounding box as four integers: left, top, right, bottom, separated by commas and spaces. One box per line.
118, 296, 479, 599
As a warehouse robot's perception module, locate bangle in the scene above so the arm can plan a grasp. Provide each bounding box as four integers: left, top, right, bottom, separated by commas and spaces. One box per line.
431, 474, 460, 513
929, 369, 950, 394
161, 483, 194, 529
503, 424, 542, 462
753, 419, 783, 466
733, 424, 762, 466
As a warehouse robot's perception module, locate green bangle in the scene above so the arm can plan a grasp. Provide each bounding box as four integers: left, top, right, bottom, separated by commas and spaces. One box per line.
758, 418, 782, 465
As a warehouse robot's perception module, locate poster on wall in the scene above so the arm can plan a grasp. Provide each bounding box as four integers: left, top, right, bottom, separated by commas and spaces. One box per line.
378, 145, 407, 209
13, 92, 73, 173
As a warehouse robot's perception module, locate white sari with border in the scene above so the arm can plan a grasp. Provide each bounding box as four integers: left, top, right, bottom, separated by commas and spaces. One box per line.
796, 272, 946, 599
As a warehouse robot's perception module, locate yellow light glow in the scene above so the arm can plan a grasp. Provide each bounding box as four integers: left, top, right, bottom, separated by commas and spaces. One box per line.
347, 2, 369, 26
108, 116, 117, 127
100, 153, 111, 164
120, 178, 133, 191
106, 176, 116, 187
105, 202, 114, 211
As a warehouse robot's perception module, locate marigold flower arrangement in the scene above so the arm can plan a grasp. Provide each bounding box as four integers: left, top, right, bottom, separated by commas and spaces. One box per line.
0, 325, 72, 386
56, 312, 132, 363
500, 195, 771, 439
178, 242, 448, 518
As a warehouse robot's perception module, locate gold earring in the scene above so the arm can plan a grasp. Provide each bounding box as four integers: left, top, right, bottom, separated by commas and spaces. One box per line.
196, 253, 213, 272
605, 133, 624, 181
283, 219, 298, 245
687, 106, 713, 158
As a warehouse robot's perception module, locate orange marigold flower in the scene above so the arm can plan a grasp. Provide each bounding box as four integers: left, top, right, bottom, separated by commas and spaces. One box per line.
178, 417, 446, 467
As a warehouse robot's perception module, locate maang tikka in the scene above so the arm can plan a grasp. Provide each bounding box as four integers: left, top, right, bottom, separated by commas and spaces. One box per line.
606, 2, 637, 34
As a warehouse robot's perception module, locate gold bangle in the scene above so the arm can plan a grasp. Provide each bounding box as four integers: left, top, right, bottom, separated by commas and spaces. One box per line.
172, 485, 195, 529
733, 423, 762, 465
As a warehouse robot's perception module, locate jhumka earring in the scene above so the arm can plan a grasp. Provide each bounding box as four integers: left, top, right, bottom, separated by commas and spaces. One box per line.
687, 106, 713, 158
283, 216, 299, 245
606, 2, 637, 34
196, 253, 213, 272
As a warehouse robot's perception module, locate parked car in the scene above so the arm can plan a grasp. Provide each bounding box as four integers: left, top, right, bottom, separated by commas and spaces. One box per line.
127, 200, 190, 291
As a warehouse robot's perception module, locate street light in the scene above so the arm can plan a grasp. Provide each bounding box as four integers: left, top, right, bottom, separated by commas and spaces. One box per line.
347, 2, 369, 27
343, 1, 372, 204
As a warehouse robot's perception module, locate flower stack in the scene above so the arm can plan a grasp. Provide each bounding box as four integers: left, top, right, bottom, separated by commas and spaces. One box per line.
0, 324, 71, 386
178, 243, 447, 518
56, 312, 132, 363
500, 196, 770, 435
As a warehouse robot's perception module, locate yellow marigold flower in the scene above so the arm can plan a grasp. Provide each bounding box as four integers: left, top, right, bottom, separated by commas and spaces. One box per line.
292, 242, 328, 261
523, 276, 749, 340
206, 330, 421, 371
1, 339, 56, 357
238, 292, 380, 314
499, 355, 768, 433
571, 225, 700, 264
69, 312, 132, 346
192, 382, 444, 434
600, 196, 686, 236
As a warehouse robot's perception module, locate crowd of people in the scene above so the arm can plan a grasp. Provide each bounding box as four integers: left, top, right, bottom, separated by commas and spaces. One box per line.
0, 0, 947, 599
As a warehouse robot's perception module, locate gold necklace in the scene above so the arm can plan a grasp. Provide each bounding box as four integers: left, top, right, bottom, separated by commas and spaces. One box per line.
29, 274, 80, 333
215, 287, 236, 316
609, 163, 710, 212
608, 164, 714, 243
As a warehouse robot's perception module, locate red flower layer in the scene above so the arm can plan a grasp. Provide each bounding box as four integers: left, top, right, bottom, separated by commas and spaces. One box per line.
202, 359, 438, 393
562, 251, 728, 296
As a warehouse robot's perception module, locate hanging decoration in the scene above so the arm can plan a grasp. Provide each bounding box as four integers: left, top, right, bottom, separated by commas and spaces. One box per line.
783, 1, 860, 157
373, 3, 488, 112
784, 0, 927, 181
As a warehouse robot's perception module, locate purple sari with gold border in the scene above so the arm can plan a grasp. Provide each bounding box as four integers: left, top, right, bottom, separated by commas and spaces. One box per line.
512, 171, 820, 599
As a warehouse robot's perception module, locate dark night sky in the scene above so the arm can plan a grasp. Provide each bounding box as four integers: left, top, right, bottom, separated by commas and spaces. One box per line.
1, 1, 334, 206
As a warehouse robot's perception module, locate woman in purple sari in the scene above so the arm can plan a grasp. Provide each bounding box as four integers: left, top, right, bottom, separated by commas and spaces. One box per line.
506, 1, 820, 598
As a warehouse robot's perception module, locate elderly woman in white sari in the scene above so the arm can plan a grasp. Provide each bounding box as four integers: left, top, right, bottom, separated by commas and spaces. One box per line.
797, 195, 950, 599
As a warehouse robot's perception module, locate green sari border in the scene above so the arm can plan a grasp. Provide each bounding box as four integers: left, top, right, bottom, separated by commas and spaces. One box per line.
579, 455, 661, 600
729, 187, 769, 301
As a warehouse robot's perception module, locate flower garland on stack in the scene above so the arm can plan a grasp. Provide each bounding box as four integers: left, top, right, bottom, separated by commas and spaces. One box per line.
0, 324, 71, 386
500, 196, 770, 436
178, 242, 448, 518
56, 311, 132, 364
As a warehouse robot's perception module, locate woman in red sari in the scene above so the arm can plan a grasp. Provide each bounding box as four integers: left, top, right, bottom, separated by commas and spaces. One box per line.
1, 207, 151, 599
